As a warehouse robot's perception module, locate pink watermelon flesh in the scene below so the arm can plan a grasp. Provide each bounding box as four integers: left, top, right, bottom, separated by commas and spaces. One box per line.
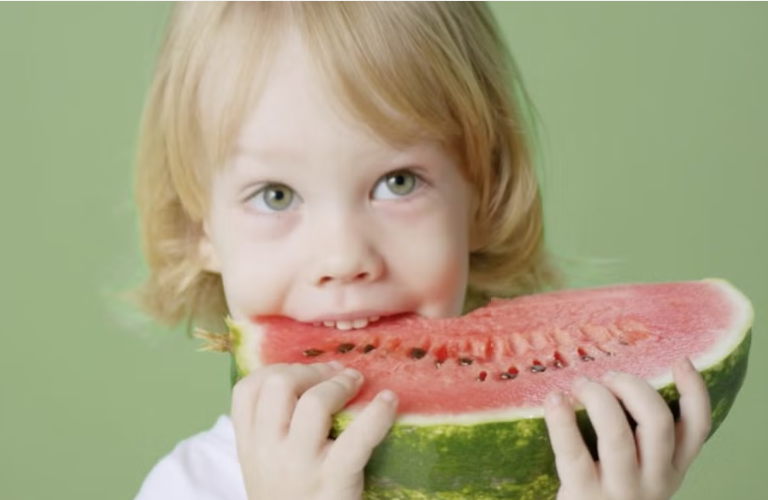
248, 280, 749, 415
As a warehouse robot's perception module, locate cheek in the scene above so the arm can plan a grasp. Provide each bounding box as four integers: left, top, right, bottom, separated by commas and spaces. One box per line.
415, 236, 469, 294
216, 233, 296, 320
383, 203, 470, 311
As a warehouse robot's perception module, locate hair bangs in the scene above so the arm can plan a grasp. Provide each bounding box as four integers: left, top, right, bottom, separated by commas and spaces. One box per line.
297, 3, 494, 173
160, 3, 287, 221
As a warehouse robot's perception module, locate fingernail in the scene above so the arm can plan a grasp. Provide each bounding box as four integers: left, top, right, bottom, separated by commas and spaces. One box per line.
681, 357, 696, 371
343, 368, 362, 380
547, 391, 564, 406
602, 370, 618, 381
327, 360, 344, 370
378, 390, 397, 404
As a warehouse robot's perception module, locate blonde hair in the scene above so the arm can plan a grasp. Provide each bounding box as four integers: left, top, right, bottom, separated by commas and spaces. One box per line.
134, 2, 562, 330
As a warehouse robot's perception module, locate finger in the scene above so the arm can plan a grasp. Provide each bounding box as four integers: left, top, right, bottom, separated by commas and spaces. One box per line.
231, 366, 290, 440
252, 362, 344, 443
600, 371, 676, 479
288, 368, 365, 451
543, 391, 598, 489
325, 389, 399, 473
672, 358, 711, 471
572, 376, 639, 493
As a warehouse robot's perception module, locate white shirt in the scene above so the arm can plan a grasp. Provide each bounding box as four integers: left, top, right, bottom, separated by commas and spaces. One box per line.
134, 415, 247, 500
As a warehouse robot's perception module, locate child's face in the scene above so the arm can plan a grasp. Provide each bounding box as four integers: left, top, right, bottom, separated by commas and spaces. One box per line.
199, 36, 474, 328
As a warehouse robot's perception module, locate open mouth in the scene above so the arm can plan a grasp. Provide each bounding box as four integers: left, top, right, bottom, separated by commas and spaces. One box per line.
312, 316, 382, 330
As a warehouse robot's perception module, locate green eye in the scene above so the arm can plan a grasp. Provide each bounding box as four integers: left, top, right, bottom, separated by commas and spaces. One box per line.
374, 170, 419, 199
250, 184, 296, 212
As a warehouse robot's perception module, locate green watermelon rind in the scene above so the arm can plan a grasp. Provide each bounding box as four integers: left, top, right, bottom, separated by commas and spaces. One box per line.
227, 316, 248, 388
329, 328, 751, 500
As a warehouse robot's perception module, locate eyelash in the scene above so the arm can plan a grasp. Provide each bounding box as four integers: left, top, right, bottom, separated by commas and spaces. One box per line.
242, 168, 428, 211
372, 169, 424, 200
243, 183, 299, 213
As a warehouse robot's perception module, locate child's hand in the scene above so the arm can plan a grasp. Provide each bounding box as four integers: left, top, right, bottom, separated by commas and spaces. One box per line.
231, 362, 398, 500
544, 358, 711, 500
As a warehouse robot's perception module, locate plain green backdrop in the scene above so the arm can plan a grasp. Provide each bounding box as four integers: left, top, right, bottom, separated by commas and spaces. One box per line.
1, 2, 765, 499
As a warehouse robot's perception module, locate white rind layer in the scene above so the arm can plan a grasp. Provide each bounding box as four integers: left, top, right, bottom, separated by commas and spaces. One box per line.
684, 279, 753, 373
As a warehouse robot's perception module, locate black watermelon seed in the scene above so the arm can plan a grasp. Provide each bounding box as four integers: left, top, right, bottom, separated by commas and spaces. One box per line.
337, 343, 355, 354
362, 344, 376, 353
410, 347, 427, 359
302, 348, 324, 357
554, 359, 565, 368
531, 364, 546, 373
459, 357, 473, 366
500, 371, 518, 380
580, 354, 595, 362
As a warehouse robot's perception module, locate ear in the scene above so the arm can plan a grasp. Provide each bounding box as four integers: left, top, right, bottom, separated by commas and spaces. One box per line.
198, 221, 221, 273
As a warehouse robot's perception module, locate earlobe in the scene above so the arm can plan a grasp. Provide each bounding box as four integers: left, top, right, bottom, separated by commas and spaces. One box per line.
198, 223, 221, 273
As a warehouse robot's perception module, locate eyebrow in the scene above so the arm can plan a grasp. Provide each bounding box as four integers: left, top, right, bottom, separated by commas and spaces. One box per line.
233, 138, 428, 170
232, 140, 308, 168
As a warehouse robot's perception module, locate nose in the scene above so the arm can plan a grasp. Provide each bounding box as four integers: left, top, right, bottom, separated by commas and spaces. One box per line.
309, 216, 384, 287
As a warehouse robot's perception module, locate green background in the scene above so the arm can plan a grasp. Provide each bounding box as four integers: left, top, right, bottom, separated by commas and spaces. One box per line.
1, 3, 765, 499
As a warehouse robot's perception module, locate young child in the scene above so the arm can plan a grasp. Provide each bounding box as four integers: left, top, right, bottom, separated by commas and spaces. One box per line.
132, 3, 712, 499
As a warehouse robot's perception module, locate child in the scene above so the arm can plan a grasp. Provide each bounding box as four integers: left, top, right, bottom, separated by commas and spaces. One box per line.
132, 3, 712, 499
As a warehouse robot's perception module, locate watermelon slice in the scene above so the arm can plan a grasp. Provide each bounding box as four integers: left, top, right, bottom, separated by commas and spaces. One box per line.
199, 279, 753, 500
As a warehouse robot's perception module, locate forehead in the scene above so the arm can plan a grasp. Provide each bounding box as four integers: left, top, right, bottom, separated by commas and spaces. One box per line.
192, 6, 468, 180
231, 35, 399, 164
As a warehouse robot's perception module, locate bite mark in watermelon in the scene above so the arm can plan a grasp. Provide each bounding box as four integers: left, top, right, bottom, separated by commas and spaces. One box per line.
199, 279, 753, 500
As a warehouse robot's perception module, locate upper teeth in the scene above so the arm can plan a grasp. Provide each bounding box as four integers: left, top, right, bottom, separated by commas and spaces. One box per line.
318, 316, 381, 330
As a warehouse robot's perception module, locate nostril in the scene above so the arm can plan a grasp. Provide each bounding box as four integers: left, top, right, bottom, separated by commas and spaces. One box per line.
317, 272, 369, 286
